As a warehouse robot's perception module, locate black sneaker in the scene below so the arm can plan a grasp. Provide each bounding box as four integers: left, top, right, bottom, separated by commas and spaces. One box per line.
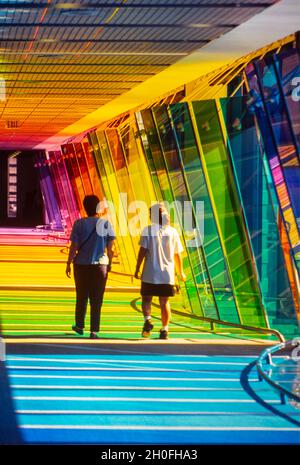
72, 325, 84, 335
159, 330, 168, 340
142, 320, 154, 338
90, 332, 99, 339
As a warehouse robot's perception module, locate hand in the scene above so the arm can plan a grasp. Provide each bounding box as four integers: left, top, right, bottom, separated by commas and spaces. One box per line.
134, 270, 140, 280
180, 272, 187, 282
66, 263, 71, 278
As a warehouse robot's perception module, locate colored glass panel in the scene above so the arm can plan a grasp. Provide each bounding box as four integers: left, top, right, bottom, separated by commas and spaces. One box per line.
61, 144, 85, 216
35, 153, 63, 230
220, 96, 298, 335
275, 44, 300, 153
74, 143, 94, 196
153, 105, 219, 320
192, 100, 266, 327
50, 150, 79, 231
140, 108, 205, 317
169, 102, 239, 323
87, 131, 128, 272
96, 129, 136, 274
246, 63, 300, 278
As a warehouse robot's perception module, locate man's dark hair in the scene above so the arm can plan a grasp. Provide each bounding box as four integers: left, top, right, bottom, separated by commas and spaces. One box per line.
149, 203, 170, 226
83, 195, 100, 217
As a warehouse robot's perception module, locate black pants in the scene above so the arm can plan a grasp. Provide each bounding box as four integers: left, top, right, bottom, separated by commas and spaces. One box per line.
73, 264, 108, 333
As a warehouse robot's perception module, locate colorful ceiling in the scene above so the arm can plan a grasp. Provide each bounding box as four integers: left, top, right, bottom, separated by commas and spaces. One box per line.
0, 0, 279, 149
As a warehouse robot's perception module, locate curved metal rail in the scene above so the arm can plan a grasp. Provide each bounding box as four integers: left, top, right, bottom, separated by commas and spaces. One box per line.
130, 298, 285, 342
256, 339, 300, 405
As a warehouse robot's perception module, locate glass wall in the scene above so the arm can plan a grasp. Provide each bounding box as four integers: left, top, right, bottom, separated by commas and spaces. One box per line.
31, 40, 299, 338
87, 124, 157, 275
48, 150, 79, 231
245, 46, 300, 280
219, 96, 298, 333
34, 152, 63, 230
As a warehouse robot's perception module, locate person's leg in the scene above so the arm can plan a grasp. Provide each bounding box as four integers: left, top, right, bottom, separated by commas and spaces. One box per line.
89, 265, 108, 335
159, 296, 171, 327
142, 295, 152, 320
73, 265, 89, 332
159, 296, 171, 339
141, 295, 153, 337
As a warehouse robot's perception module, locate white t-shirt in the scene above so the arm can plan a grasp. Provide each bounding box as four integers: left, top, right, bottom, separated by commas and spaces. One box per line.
139, 224, 184, 285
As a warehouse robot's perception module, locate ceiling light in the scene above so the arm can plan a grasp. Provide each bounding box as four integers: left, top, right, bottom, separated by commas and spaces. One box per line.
59, 9, 98, 16
55, 3, 98, 16
39, 39, 59, 43
0, 8, 30, 14
35, 53, 69, 58
55, 3, 82, 9
189, 24, 211, 28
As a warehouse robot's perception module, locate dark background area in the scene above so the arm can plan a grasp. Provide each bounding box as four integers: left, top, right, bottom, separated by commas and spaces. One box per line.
0, 151, 44, 227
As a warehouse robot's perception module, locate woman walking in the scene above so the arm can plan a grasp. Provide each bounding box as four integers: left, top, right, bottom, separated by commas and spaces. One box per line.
135, 203, 186, 340
66, 195, 115, 339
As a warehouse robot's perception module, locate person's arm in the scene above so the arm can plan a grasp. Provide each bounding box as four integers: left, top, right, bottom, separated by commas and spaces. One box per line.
134, 247, 147, 279
174, 229, 186, 282
106, 239, 115, 272
66, 242, 78, 278
174, 253, 186, 282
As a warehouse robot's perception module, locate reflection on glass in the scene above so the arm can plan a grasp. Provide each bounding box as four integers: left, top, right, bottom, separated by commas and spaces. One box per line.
140, 108, 205, 317
220, 96, 298, 335
170, 102, 239, 323
246, 62, 300, 278
153, 105, 219, 320
192, 100, 266, 327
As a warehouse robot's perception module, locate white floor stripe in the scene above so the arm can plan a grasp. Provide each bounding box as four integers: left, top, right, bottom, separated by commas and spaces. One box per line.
14, 396, 280, 403
11, 385, 244, 391
17, 410, 290, 416
9, 374, 249, 382
7, 354, 268, 359
8, 365, 226, 373
8, 357, 248, 366
19, 425, 300, 431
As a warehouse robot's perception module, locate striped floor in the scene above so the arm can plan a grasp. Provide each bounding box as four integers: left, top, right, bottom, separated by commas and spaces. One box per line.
0, 289, 277, 343
4, 352, 300, 444
0, 244, 298, 445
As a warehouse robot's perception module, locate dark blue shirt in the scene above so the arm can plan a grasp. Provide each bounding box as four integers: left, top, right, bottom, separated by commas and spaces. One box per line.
70, 217, 115, 265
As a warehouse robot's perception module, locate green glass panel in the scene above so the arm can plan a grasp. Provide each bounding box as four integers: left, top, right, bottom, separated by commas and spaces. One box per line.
152, 105, 219, 320
169, 103, 239, 323
192, 100, 267, 327
119, 122, 156, 209
140, 108, 201, 316
220, 96, 298, 337
135, 111, 163, 200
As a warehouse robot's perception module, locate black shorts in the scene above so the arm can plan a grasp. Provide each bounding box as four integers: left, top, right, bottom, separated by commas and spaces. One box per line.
141, 282, 176, 297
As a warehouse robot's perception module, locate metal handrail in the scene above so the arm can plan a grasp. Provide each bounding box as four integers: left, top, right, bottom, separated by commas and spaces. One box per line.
130, 298, 285, 342
256, 339, 300, 405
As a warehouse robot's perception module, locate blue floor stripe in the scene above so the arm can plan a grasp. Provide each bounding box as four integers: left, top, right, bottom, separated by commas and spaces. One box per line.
20, 428, 300, 445
4, 353, 299, 445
